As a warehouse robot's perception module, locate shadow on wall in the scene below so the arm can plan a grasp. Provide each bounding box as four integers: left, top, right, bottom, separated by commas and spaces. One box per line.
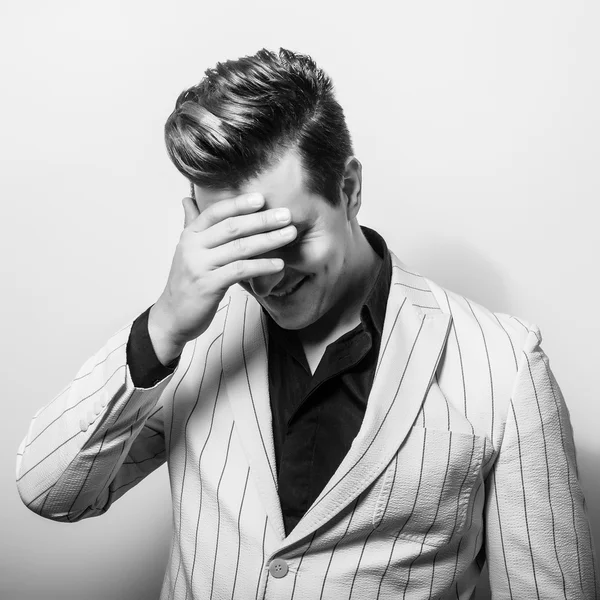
414, 236, 512, 316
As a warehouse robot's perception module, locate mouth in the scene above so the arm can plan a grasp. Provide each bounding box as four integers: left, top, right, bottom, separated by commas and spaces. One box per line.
269, 276, 308, 299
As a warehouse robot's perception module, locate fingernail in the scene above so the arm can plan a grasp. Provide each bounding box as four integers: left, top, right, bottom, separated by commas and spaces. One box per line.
248, 193, 263, 206
275, 208, 290, 222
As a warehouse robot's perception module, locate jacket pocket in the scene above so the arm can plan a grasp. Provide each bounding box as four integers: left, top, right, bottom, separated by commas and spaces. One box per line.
372, 427, 485, 547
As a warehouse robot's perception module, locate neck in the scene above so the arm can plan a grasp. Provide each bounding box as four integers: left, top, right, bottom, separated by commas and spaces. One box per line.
297, 224, 381, 348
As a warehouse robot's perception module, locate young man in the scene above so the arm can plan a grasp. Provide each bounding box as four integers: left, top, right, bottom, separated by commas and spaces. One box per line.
17, 48, 598, 598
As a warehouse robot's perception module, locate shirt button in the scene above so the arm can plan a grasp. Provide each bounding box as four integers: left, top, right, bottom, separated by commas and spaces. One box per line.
94, 400, 102, 415
79, 418, 89, 432
269, 558, 288, 578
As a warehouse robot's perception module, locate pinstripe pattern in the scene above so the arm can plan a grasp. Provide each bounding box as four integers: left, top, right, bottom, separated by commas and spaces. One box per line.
16, 252, 598, 598
320, 497, 361, 599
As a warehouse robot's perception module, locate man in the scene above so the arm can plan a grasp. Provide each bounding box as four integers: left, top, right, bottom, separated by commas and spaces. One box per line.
16, 48, 598, 598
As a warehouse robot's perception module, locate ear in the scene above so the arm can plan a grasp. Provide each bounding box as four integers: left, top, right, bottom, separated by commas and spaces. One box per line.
340, 156, 362, 220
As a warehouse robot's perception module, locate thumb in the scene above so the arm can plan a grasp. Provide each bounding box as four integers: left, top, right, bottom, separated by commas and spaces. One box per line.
182, 196, 200, 228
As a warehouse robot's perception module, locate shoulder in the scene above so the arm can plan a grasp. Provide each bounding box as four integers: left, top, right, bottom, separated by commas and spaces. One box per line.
394, 254, 545, 439
389, 251, 541, 361
433, 278, 540, 353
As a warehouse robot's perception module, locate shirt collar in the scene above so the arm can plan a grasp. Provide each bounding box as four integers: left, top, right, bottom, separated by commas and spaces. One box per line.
359, 225, 392, 337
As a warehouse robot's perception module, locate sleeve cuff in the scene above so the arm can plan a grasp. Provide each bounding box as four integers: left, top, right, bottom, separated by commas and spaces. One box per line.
126, 306, 180, 388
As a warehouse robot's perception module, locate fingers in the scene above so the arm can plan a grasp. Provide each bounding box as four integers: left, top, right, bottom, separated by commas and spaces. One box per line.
202, 206, 292, 249
181, 190, 297, 269
207, 224, 296, 269
188, 193, 265, 232
214, 258, 285, 289
182, 196, 200, 228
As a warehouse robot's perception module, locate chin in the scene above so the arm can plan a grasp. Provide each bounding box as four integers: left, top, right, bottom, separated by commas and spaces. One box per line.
265, 305, 320, 331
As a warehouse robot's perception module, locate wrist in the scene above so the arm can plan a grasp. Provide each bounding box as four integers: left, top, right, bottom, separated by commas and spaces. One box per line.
148, 301, 186, 366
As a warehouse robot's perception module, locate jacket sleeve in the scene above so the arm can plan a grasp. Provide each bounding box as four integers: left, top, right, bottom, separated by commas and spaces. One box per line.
484, 324, 599, 598
16, 321, 175, 522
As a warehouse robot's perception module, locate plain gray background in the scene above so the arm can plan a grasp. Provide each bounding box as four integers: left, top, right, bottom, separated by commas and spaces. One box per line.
2, 1, 599, 598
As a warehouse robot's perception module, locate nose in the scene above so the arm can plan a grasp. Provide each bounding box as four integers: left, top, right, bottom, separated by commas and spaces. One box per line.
248, 269, 286, 298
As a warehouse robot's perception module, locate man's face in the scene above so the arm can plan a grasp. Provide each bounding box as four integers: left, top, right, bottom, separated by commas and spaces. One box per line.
194, 150, 355, 331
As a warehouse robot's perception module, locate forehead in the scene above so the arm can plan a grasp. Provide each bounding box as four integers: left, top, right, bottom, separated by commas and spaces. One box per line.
193, 150, 321, 224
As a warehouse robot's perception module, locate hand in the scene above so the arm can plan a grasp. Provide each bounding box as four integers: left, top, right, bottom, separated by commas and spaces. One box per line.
148, 192, 296, 365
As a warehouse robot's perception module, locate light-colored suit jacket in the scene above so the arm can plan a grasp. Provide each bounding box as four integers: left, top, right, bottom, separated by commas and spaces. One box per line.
17, 251, 598, 599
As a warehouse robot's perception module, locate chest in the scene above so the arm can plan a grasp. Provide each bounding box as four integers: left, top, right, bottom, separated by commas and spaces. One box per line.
299, 317, 365, 376
301, 343, 327, 375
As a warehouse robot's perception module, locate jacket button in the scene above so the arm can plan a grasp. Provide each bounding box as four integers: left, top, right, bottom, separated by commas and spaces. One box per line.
269, 558, 288, 578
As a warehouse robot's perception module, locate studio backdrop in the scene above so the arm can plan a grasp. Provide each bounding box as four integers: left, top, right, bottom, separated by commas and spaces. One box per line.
1, 1, 598, 598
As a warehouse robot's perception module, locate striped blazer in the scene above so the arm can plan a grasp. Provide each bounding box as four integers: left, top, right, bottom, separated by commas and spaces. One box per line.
16, 251, 598, 599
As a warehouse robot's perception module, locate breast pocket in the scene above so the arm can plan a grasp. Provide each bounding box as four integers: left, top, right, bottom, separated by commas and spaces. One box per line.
372, 427, 486, 548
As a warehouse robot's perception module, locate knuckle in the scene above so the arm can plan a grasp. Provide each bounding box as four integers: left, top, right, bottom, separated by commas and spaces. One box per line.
224, 216, 238, 235
232, 237, 246, 253
232, 196, 245, 214
206, 203, 225, 226
202, 205, 216, 223
231, 260, 246, 276
259, 211, 270, 227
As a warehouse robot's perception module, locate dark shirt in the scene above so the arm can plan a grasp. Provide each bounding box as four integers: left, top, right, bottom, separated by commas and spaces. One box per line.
127, 226, 392, 536
267, 227, 391, 534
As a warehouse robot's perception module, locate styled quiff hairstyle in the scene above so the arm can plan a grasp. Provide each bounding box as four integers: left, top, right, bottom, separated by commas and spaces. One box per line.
164, 48, 354, 206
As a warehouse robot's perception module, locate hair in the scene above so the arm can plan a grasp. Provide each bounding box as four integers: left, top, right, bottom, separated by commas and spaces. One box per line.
164, 48, 354, 206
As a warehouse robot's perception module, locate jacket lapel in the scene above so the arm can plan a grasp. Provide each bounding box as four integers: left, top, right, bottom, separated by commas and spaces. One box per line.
284, 253, 453, 548
220, 253, 453, 549
221, 291, 286, 541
